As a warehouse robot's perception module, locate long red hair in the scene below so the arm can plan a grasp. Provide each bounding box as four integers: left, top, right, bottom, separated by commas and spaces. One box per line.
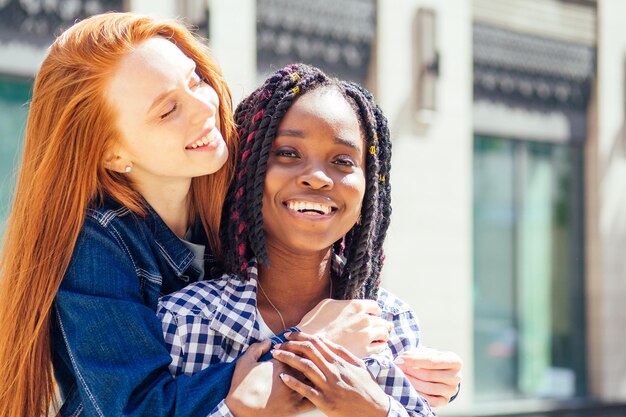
0, 13, 237, 416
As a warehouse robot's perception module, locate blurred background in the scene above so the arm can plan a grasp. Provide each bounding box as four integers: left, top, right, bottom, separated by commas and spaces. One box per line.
0, 0, 625, 416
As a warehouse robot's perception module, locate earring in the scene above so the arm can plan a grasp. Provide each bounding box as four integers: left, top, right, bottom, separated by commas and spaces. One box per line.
124, 164, 133, 173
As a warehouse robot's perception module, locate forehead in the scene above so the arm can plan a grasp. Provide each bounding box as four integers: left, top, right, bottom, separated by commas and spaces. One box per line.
106, 37, 193, 112
281, 87, 361, 134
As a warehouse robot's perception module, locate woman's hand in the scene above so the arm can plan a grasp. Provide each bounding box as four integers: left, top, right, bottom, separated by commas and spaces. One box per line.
225, 340, 314, 417
297, 299, 392, 358
272, 332, 390, 417
395, 346, 463, 407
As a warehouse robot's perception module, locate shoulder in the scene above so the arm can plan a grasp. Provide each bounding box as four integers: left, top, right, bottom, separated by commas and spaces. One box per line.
376, 287, 421, 354
158, 274, 232, 318
376, 287, 415, 316
86, 198, 133, 227
83, 199, 141, 241
63, 200, 145, 290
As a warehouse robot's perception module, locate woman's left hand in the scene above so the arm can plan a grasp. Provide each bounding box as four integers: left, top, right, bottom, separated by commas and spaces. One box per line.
272, 332, 390, 417
395, 347, 462, 407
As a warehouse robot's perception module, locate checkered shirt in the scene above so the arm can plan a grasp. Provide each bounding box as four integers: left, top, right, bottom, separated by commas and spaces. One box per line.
157, 256, 435, 417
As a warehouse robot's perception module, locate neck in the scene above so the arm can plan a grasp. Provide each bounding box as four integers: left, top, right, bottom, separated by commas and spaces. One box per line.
133, 178, 192, 238
257, 245, 334, 332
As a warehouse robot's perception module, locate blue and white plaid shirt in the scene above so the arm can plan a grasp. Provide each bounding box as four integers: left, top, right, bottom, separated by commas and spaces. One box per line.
157, 256, 435, 417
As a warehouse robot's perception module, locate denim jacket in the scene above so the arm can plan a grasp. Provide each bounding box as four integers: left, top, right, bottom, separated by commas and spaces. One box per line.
52, 196, 234, 416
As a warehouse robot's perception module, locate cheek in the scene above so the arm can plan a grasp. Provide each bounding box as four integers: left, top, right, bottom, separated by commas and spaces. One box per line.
341, 172, 366, 199
339, 174, 366, 219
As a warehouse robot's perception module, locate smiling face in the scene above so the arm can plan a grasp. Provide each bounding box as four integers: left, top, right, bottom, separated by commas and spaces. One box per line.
262, 87, 366, 255
105, 37, 228, 192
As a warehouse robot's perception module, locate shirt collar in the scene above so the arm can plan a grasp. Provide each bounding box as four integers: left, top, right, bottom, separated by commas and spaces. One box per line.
209, 259, 262, 345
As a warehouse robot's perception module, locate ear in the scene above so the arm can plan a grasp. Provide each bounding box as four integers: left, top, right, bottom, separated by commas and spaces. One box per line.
103, 151, 132, 174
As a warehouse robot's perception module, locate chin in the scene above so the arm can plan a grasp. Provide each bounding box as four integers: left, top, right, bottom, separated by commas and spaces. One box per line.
204, 148, 229, 175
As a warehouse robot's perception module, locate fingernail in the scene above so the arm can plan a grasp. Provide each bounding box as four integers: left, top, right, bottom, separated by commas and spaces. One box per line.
394, 357, 404, 365
274, 343, 282, 350
279, 373, 287, 381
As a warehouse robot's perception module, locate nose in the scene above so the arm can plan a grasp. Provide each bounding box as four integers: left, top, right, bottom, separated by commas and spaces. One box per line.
298, 165, 334, 190
189, 90, 218, 126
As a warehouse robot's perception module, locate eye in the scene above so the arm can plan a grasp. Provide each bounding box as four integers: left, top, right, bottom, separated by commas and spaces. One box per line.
160, 103, 178, 120
273, 148, 299, 159
190, 74, 208, 90
333, 155, 356, 167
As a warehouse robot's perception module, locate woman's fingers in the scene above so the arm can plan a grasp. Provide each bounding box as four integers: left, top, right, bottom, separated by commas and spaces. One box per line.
278, 373, 324, 407
404, 369, 460, 407
297, 299, 391, 359
306, 334, 365, 367
272, 345, 328, 386
357, 299, 383, 317
397, 348, 463, 371
242, 339, 272, 362
402, 366, 462, 387
366, 316, 393, 347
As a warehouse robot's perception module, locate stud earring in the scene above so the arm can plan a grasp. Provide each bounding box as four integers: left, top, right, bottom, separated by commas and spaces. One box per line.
124, 165, 132, 173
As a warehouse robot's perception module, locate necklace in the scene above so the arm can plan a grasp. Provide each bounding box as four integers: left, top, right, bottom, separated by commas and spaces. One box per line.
258, 276, 333, 331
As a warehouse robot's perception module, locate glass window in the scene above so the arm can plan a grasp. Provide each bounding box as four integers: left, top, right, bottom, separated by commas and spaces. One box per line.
473, 135, 586, 401
0, 76, 32, 237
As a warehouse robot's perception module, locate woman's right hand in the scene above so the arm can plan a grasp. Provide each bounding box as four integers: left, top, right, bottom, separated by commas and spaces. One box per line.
225, 340, 314, 417
272, 332, 390, 417
297, 299, 392, 358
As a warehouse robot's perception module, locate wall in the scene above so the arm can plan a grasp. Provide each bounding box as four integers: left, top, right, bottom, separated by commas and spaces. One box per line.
207, 0, 257, 106
376, 0, 473, 414
588, 0, 626, 402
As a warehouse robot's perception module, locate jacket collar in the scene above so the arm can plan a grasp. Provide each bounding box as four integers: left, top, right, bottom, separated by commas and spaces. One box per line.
142, 201, 199, 282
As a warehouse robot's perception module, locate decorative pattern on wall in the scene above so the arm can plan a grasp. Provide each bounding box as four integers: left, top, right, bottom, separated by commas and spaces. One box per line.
0, 0, 123, 46
256, 0, 376, 84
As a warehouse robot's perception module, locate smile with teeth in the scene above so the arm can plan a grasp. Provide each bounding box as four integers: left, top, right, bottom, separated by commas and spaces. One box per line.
286, 200, 335, 216
186, 131, 214, 149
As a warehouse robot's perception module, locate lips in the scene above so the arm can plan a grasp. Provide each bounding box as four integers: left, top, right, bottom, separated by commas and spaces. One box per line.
284, 199, 337, 216
186, 127, 218, 150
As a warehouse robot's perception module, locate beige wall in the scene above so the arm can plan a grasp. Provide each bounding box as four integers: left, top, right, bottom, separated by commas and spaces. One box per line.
376, 0, 473, 414
207, 0, 257, 106
587, 0, 626, 402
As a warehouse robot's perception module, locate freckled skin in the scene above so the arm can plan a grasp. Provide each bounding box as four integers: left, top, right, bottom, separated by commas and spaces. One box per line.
106, 37, 228, 195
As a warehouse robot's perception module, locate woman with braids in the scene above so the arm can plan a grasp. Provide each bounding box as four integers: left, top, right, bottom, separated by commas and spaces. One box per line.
158, 63, 461, 417
0, 14, 391, 417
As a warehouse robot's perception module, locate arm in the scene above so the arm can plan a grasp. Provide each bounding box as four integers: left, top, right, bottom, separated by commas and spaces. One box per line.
54, 219, 235, 417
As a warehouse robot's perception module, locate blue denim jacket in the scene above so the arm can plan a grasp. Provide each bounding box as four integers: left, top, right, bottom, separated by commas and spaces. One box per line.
52, 196, 234, 416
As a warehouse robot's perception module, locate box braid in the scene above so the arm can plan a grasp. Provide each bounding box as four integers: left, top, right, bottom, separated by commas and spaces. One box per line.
221, 63, 392, 300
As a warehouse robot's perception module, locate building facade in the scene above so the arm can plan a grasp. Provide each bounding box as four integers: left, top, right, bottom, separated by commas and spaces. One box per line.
0, 0, 624, 415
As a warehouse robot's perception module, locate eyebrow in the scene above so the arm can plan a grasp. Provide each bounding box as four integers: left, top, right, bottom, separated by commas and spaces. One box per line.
276, 128, 362, 152
147, 59, 197, 114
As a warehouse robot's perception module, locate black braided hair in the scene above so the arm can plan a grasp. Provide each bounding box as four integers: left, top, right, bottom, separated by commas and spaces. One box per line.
221, 63, 392, 300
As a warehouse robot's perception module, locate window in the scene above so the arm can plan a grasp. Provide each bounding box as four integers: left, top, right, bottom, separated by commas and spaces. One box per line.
0, 76, 31, 237
473, 135, 586, 401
